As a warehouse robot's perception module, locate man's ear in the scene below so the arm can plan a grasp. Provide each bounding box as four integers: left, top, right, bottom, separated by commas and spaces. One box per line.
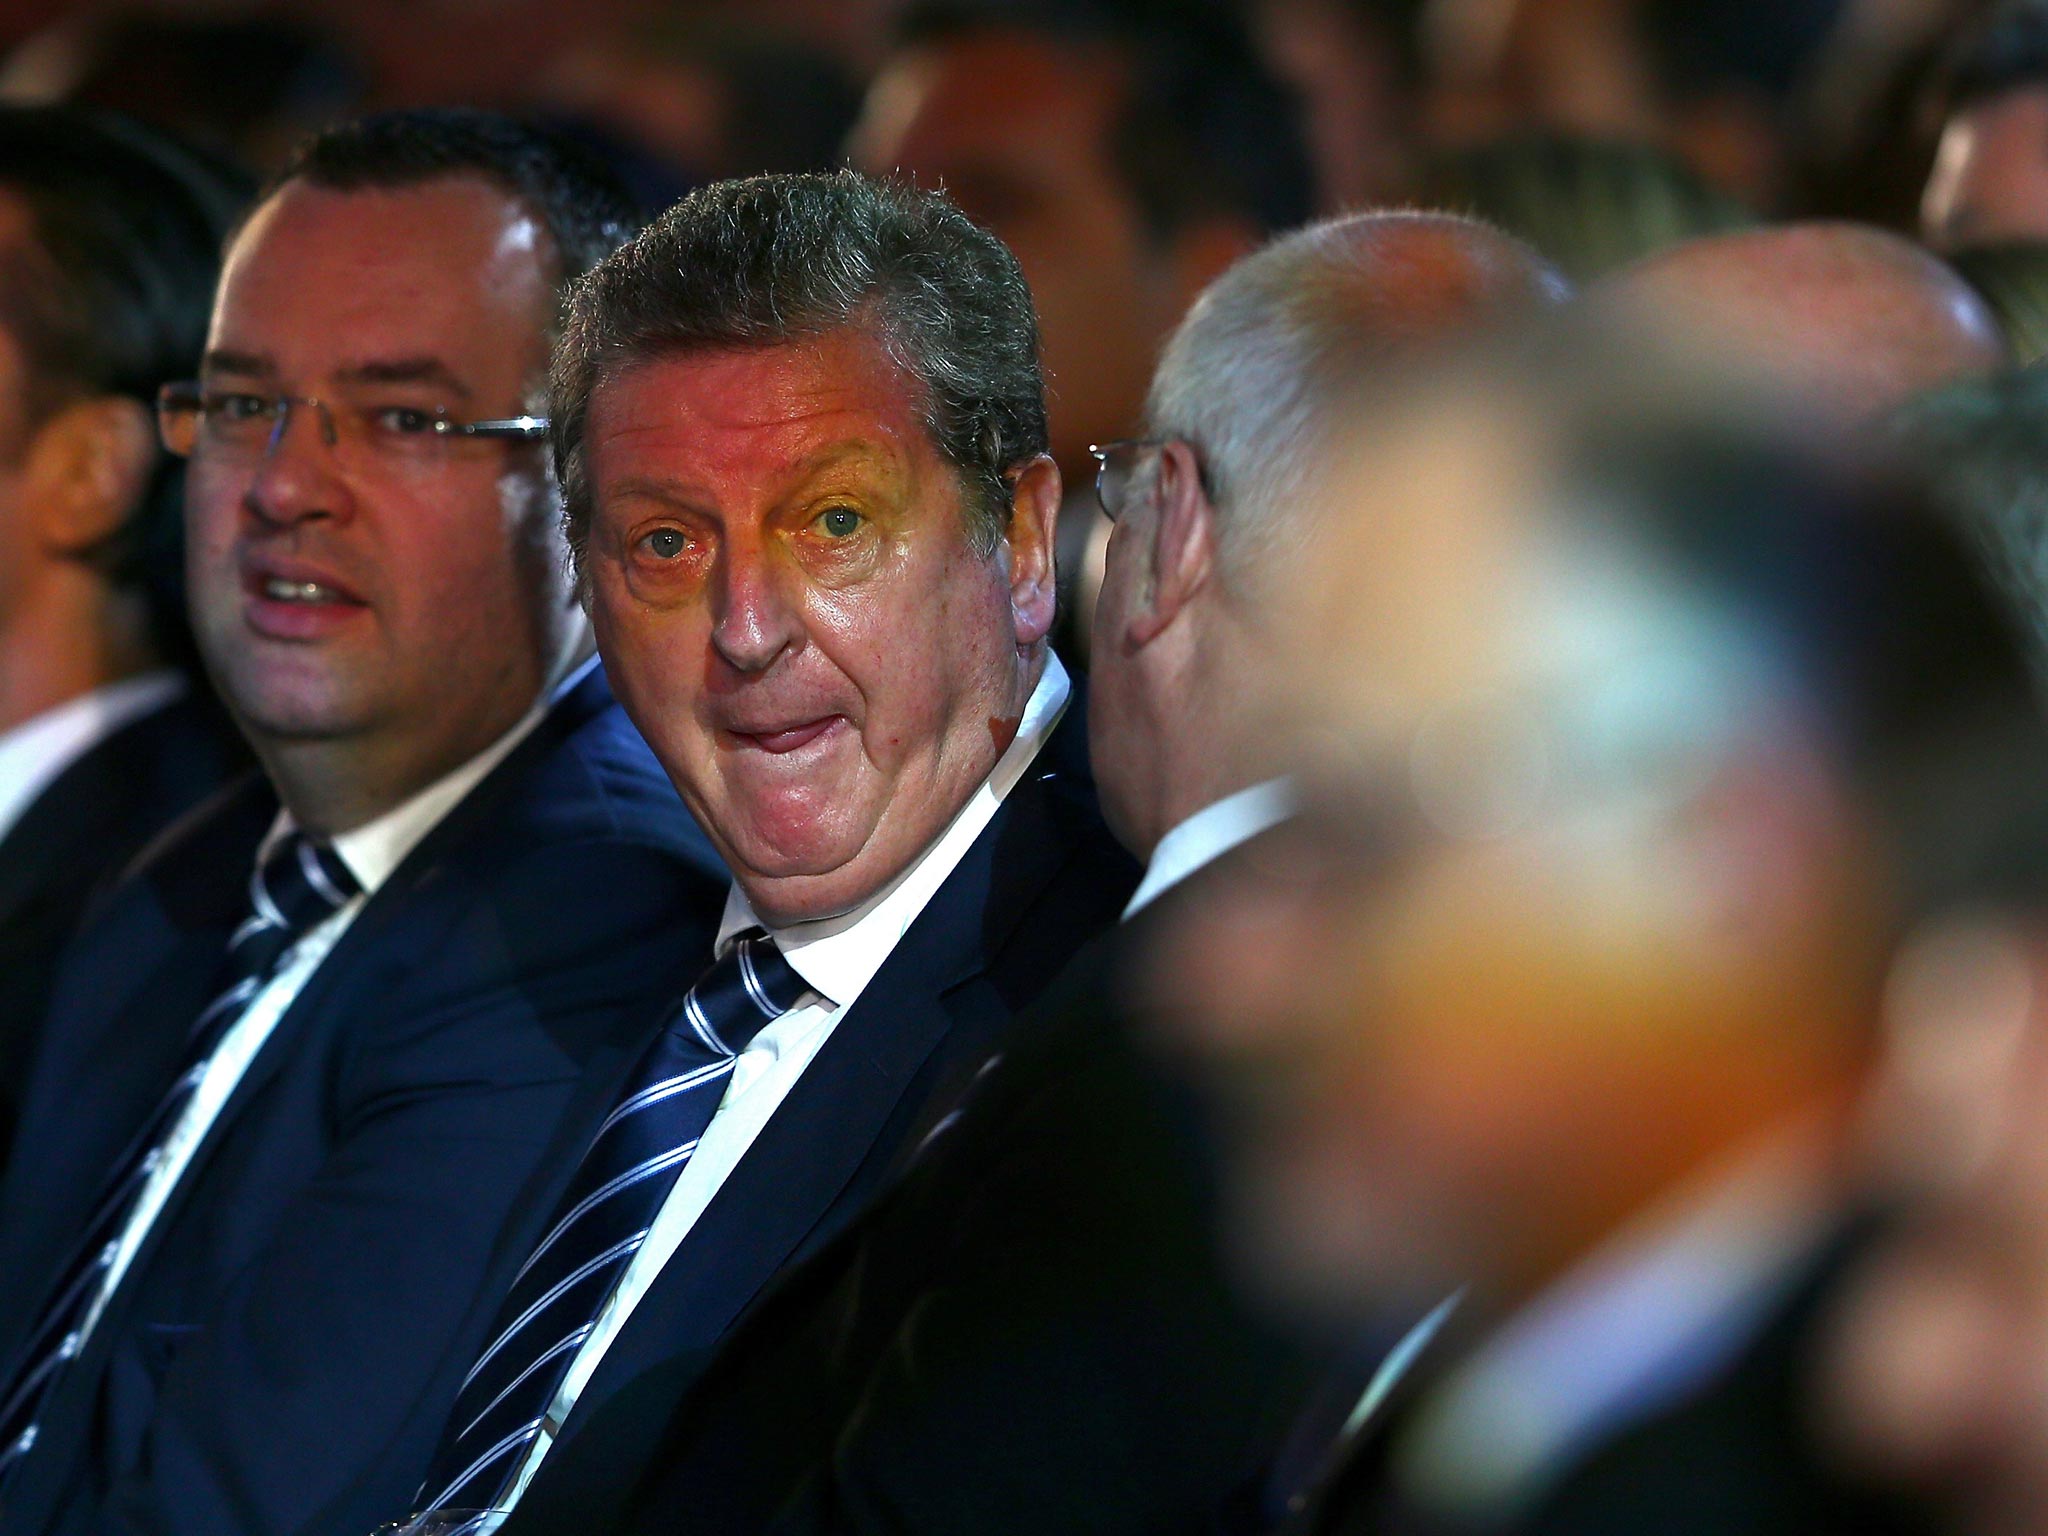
25, 396, 156, 560
1128, 438, 1216, 646
1004, 452, 1061, 646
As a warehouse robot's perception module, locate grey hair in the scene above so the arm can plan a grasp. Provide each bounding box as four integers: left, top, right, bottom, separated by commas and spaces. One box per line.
552, 169, 1047, 571
1145, 209, 1571, 580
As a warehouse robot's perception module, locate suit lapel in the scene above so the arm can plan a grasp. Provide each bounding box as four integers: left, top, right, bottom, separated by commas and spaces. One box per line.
155, 669, 619, 1201
552, 708, 1101, 1446
65, 671, 618, 1351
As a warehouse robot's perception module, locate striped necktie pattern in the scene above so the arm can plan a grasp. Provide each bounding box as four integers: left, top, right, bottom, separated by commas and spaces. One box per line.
412, 930, 807, 1518
0, 830, 359, 1490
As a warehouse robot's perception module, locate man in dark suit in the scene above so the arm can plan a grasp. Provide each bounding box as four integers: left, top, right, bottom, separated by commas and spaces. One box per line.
490, 211, 1572, 1536
1152, 354, 2037, 1536
0, 111, 729, 1536
0, 107, 251, 1161
367, 170, 1137, 1533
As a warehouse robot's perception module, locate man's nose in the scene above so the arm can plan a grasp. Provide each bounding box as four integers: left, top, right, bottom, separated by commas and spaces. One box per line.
709, 535, 802, 674
244, 399, 351, 529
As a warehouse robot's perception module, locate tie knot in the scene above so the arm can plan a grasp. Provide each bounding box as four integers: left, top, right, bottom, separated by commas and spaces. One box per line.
678, 930, 808, 1057
249, 831, 360, 943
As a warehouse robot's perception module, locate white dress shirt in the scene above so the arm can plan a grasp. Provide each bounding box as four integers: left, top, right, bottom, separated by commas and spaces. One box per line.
500, 652, 1073, 1508
1123, 776, 1294, 919
73, 657, 594, 1354
0, 672, 186, 846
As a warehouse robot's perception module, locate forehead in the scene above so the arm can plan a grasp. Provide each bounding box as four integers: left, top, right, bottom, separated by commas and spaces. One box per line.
209, 176, 554, 377
587, 327, 943, 489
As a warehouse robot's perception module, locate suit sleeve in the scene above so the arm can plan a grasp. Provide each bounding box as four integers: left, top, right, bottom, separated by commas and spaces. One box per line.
86, 836, 717, 1536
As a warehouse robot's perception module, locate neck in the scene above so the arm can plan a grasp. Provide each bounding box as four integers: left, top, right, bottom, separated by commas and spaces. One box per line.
0, 574, 159, 736
1129, 623, 1283, 862
261, 641, 584, 837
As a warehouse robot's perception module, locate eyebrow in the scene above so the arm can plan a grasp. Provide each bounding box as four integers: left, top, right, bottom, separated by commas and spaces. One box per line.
201, 349, 273, 379
336, 358, 473, 399
601, 442, 901, 510
197, 351, 473, 399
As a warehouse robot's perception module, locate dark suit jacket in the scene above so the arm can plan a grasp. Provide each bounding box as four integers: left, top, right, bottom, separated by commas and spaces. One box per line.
0, 688, 245, 1172
502, 821, 1312, 1536
1294, 1222, 1940, 1536
372, 700, 1139, 1536
0, 666, 729, 1536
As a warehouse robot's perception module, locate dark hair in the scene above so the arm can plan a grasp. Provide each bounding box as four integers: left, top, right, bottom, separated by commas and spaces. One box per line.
893, 0, 1316, 238
553, 169, 1047, 569
1952, 243, 2048, 365
1423, 134, 1759, 282
271, 108, 642, 297
1937, 0, 2048, 115
0, 104, 249, 653
1637, 0, 1848, 107
1891, 366, 2048, 681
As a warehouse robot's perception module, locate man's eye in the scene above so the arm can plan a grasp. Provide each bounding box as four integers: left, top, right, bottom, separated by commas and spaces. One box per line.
816, 506, 863, 539
206, 391, 273, 423
370, 406, 442, 436
640, 528, 687, 561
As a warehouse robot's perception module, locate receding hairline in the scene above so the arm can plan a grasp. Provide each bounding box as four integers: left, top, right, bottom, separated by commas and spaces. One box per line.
227, 169, 569, 294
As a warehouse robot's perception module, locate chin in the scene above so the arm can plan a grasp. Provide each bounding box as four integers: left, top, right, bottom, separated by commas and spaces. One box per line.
217, 669, 373, 743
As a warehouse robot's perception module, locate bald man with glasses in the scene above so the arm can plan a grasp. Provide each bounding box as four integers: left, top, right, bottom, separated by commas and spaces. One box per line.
0, 110, 726, 1536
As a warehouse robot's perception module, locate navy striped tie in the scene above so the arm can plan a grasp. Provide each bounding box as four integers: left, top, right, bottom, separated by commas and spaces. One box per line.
0, 830, 359, 1489
412, 930, 807, 1516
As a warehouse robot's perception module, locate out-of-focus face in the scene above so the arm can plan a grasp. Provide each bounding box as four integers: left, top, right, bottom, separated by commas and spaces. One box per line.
580, 326, 1055, 926
1148, 392, 1864, 1320
849, 31, 1173, 472
1820, 924, 2048, 1536
1924, 90, 2048, 251
185, 176, 576, 805
1156, 750, 1791, 1318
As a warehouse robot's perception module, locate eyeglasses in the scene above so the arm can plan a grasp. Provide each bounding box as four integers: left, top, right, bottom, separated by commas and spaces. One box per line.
156, 382, 549, 471
1088, 438, 1164, 523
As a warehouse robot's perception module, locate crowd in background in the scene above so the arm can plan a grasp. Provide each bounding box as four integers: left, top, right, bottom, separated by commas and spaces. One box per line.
9, 1, 2048, 1534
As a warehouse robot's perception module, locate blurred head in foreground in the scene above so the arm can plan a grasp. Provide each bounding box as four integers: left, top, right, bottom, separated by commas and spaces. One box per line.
1595, 222, 2007, 428
1153, 347, 2048, 1327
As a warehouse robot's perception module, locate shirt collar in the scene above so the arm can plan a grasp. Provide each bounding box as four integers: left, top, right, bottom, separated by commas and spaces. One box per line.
1396, 1117, 1837, 1522
1124, 777, 1295, 919
717, 652, 1072, 1011
266, 652, 597, 896
0, 671, 186, 845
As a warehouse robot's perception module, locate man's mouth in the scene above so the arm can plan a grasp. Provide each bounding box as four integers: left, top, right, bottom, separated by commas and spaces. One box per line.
727, 717, 843, 754
240, 559, 369, 638
261, 578, 350, 605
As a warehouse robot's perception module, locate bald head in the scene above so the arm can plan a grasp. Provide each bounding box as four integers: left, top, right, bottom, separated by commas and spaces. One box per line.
1600, 222, 2007, 425
1148, 210, 1572, 575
